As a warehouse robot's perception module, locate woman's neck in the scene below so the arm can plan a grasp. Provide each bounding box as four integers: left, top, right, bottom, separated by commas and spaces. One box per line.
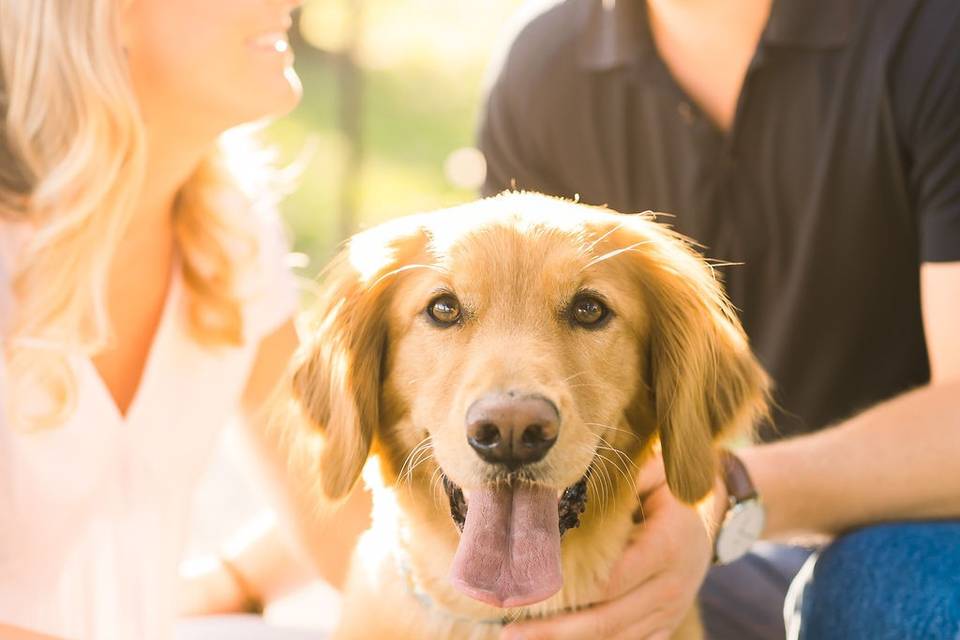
135, 127, 215, 235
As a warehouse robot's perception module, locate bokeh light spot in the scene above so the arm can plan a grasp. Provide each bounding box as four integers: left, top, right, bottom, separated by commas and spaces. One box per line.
444, 147, 487, 190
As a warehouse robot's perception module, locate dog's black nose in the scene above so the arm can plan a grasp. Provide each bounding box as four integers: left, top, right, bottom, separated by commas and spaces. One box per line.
466, 393, 559, 470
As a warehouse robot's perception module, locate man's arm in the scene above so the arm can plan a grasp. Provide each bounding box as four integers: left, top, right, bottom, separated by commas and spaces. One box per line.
741, 261, 960, 538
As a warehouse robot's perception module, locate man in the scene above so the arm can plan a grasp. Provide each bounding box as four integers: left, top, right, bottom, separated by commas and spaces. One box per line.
478, 0, 960, 638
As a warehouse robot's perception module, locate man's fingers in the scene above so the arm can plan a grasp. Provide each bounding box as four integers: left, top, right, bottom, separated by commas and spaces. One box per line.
603, 518, 677, 598
499, 576, 688, 640
613, 623, 672, 640
500, 595, 637, 640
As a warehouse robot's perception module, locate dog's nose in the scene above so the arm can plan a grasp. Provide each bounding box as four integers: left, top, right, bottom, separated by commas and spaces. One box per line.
465, 393, 559, 470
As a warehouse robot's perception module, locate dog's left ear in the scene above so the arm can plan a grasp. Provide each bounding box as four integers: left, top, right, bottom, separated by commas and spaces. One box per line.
621, 218, 769, 503
290, 225, 425, 501
290, 250, 388, 501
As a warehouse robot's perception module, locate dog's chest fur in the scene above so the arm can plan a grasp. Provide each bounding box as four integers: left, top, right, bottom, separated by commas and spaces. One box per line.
333, 481, 638, 640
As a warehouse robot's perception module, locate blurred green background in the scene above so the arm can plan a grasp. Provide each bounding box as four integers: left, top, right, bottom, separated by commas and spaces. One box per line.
263, 0, 524, 269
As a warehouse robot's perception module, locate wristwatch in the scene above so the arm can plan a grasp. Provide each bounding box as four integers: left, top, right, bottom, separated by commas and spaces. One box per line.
713, 449, 765, 565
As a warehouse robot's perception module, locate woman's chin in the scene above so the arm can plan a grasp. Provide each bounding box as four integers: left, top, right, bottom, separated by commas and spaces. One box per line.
265, 68, 303, 117
230, 71, 303, 126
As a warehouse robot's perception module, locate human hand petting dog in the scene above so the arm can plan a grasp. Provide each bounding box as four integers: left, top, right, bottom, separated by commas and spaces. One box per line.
501, 453, 723, 640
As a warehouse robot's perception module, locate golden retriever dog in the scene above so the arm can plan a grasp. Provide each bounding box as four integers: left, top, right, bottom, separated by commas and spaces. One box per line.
290, 192, 767, 639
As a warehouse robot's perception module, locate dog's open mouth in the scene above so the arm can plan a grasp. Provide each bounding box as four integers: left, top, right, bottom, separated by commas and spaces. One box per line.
441, 472, 590, 608
442, 474, 590, 536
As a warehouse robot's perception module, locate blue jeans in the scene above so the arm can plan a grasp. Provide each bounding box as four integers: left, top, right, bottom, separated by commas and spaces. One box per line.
793, 522, 960, 640
699, 522, 960, 640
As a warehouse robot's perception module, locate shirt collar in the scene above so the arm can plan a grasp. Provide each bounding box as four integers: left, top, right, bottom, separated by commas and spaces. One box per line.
763, 0, 858, 48
577, 0, 859, 71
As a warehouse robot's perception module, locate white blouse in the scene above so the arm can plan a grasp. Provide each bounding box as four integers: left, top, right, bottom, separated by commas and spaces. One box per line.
0, 214, 298, 639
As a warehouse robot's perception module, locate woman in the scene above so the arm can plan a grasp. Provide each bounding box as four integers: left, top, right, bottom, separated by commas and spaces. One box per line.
0, 1, 369, 638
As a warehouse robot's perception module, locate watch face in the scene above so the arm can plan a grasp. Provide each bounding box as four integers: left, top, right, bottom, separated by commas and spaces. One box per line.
715, 499, 765, 565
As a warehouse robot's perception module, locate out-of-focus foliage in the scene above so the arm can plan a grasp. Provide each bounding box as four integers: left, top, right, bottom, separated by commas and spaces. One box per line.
264, 0, 524, 269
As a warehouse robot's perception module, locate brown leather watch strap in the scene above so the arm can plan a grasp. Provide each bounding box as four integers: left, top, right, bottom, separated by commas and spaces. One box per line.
719, 449, 758, 503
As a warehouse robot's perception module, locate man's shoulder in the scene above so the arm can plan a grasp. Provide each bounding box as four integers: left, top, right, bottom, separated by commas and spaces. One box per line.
850, 0, 957, 61
485, 0, 588, 95
864, 0, 960, 132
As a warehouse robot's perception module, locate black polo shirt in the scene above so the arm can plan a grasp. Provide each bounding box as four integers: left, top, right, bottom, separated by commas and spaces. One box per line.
478, 0, 960, 439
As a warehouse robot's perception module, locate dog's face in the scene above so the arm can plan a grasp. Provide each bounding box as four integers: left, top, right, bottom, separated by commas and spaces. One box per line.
387, 218, 646, 494
292, 193, 767, 609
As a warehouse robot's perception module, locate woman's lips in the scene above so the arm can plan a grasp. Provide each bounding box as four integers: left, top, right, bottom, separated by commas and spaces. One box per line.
248, 32, 290, 54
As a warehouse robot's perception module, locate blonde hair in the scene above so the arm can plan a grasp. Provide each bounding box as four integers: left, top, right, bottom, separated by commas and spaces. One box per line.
0, 0, 272, 428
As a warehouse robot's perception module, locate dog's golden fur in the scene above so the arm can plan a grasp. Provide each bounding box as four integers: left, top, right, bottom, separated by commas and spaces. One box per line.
290, 193, 768, 639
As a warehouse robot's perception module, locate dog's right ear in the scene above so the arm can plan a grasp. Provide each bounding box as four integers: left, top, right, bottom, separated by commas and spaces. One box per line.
610, 215, 769, 504
290, 225, 425, 501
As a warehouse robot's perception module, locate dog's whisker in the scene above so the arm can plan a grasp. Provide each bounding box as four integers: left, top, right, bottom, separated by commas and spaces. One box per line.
596, 450, 642, 495
567, 382, 619, 391
595, 451, 623, 510
584, 452, 612, 517
702, 256, 745, 270
561, 370, 591, 383
585, 463, 602, 515
581, 241, 653, 271
596, 435, 643, 475
572, 446, 604, 514
596, 435, 645, 498
596, 462, 614, 518
586, 465, 606, 518
582, 221, 626, 256
583, 421, 644, 444
602, 424, 646, 445
430, 470, 443, 506
399, 435, 432, 473
407, 452, 437, 487
370, 262, 448, 288
399, 455, 436, 499
592, 449, 615, 514
595, 444, 637, 479
429, 466, 447, 512
406, 451, 436, 486
399, 436, 434, 488
407, 440, 435, 472
593, 451, 633, 498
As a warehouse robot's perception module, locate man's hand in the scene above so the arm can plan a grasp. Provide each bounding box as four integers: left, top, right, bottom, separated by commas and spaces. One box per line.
500, 455, 721, 640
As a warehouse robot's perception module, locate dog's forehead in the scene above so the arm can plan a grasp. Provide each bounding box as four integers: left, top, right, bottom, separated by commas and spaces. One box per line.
421, 227, 592, 310
424, 195, 616, 270
448, 223, 583, 274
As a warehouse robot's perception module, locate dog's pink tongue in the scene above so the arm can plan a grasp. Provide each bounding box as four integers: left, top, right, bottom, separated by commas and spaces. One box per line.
449, 483, 561, 608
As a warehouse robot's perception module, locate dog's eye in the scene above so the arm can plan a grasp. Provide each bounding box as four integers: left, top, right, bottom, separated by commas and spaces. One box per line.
571, 296, 609, 327
426, 294, 462, 326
